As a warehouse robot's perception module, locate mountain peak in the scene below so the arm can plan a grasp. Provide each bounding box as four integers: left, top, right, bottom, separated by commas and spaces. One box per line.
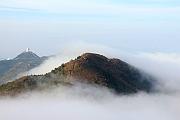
14, 49, 40, 60
52, 53, 154, 93
79, 53, 108, 61
0, 49, 46, 84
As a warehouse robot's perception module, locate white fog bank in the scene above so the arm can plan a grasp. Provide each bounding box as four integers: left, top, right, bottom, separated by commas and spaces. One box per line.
0, 84, 180, 120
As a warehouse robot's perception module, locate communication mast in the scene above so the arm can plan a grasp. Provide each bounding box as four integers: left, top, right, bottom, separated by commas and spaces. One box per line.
26, 48, 30, 52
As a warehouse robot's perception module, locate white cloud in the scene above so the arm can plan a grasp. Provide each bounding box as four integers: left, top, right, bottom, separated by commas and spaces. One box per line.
122, 52, 180, 92
0, 83, 180, 120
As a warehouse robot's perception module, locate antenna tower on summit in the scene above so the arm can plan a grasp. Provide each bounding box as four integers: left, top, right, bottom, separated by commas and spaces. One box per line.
26, 48, 30, 52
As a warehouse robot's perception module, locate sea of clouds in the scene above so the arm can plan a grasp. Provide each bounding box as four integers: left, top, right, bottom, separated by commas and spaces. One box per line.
2, 43, 180, 120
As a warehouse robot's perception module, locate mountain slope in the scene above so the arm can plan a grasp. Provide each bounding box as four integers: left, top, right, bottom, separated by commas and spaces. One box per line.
0, 53, 155, 96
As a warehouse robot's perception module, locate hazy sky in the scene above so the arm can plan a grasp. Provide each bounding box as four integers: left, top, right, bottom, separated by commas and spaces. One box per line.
0, 0, 180, 58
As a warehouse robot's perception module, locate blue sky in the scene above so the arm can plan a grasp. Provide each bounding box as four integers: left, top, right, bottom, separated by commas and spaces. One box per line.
0, 0, 180, 58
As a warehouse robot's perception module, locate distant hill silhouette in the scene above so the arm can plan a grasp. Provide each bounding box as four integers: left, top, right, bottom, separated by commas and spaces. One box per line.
0, 50, 47, 84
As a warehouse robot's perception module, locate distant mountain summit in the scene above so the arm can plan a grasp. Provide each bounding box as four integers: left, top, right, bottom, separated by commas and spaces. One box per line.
0, 53, 155, 96
0, 49, 47, 84
14, 51, 40, 60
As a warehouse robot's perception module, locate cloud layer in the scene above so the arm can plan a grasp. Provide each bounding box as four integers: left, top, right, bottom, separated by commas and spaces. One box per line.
0, 83, 180, 120
2, 46, 180, 120
123, 52, 180, 92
